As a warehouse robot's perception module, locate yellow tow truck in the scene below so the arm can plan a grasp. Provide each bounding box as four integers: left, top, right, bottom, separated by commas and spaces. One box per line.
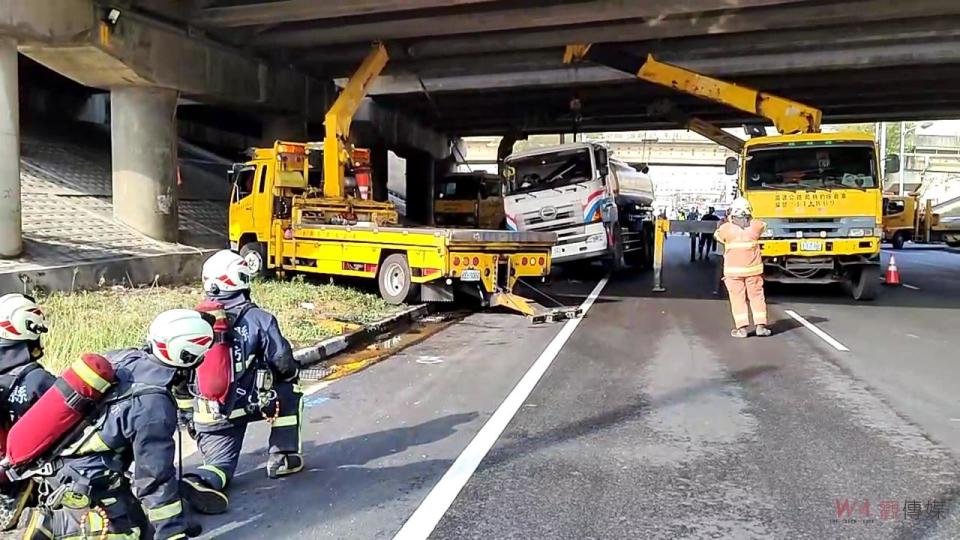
434, 172, 506, 229
228, 43, 570, 320
566, 44, 897, 300
883, 193, 960, 249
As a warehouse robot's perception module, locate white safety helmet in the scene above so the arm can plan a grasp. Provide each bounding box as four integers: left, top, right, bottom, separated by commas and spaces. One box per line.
0, 293, 49, 342
202, 249, 254, 294
147, 309, 214, 369
730, 197, 753, 218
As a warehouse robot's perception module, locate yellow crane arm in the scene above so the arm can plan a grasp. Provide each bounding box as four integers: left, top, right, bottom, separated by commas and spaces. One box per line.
564, 44, 822, 135
323, 42, 389, 198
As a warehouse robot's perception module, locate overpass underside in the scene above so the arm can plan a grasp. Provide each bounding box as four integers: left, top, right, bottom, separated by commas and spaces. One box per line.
174, 0, 960, 136
2, 0, 960, 259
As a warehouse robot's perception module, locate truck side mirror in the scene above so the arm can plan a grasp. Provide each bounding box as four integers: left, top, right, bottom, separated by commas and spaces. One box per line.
884, 154, 901, 174
596, 147, 609, 178
724, 156, 739, 175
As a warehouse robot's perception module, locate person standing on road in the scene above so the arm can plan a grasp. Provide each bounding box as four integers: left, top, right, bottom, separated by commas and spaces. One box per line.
698, 207, 721, 260
180, 250, 303, 516
24, 309, 214, 540
0, 294, 57, 529
714, 198, 771, 338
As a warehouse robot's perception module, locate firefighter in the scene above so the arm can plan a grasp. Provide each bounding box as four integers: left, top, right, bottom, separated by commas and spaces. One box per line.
180, 250, 302, 515
23, 309, 214, 540
0, 294, 57, 530
714, 198, 772, 338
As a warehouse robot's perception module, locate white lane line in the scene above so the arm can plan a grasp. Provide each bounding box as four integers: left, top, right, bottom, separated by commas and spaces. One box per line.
784, 309, 850, 352
902, 283, 920, 290
393, 277, 610, 540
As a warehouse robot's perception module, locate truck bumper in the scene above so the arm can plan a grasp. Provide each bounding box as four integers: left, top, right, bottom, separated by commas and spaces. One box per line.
552, 226, 609, 263
760, 237, 879, 257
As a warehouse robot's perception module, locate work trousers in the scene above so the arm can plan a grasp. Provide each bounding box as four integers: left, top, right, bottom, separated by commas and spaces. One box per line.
193, 381, 302, 491
24, 491, 143, 540
724, 274, 768, 329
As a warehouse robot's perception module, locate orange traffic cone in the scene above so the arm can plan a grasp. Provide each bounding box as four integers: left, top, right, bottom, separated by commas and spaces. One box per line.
885, 255, 901, 286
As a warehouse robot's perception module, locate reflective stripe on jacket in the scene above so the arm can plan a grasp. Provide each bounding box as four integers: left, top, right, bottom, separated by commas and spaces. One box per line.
714, 219, 766, 277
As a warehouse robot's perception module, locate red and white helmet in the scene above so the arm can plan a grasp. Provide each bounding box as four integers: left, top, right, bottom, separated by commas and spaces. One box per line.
202, 250, 254, 294
0, 294, 49, 342
147, 309, 214, 369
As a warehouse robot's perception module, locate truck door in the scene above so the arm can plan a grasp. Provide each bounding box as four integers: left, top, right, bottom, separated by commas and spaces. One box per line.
228, 164, 257, 241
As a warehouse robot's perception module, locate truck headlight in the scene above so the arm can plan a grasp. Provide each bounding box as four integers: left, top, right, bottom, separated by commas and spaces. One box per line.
849, 228, 865, 237
761, 229, 774, 238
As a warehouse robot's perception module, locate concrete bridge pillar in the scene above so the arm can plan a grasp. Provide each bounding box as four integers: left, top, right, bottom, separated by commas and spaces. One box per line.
261, 115, 306, 146
405, 152, 435, 226
110, 87, 179, 242
370, 143, 389, 203
0, 37, 22, 257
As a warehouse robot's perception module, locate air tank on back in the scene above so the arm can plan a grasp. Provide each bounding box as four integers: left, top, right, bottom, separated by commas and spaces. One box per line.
612, 159, 655, 208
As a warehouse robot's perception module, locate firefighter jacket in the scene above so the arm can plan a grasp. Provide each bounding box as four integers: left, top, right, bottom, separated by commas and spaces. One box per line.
0, 340, 56, 427
191, 291, 297, 431
55, 348, 188, 539
714, 219, 767, 278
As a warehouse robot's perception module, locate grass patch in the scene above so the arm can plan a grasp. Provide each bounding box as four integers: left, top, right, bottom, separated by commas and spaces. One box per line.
37, 277, 398, 373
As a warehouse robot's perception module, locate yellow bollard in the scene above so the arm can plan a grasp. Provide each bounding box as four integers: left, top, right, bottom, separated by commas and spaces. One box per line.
653, 218, 668, 292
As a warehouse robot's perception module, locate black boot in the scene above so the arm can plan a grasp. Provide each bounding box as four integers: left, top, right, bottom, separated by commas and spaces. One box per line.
267, 453, 304, 479
180, 475, 228, 515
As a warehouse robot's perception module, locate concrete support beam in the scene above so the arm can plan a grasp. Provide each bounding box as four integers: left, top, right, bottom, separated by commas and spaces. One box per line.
111, 87, 179, 242
253, 0, 804, 47
370, 144, 389, 203
368, 38, 960, 95
197, 0, 497, 28
0, 36, 20, 257
405, 152, 435, 226
3, 0, 316, 115
353, 99, 451, 161
261, 115, 306, 146
406, 0, 960, 58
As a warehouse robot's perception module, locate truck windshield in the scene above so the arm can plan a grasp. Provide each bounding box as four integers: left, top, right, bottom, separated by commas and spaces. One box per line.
504, 148, 593, 195
437, 176, 481, 200
745, 143, 877, 190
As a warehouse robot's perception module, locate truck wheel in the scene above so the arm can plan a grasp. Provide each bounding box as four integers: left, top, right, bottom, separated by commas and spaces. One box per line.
602, 226, 626, 274
850, 265, 880, 301
378, 254, 419, 304
891, 232, 906, 250
240, 242, 268, 277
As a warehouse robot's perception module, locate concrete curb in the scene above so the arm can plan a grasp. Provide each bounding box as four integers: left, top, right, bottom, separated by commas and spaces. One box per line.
293, 303, 429, 368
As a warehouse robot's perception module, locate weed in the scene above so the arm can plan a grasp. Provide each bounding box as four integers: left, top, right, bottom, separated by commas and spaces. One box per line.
37, 277, 398, 372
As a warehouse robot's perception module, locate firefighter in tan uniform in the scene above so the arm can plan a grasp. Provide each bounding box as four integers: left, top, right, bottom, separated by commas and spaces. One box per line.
714, 198, 772, 338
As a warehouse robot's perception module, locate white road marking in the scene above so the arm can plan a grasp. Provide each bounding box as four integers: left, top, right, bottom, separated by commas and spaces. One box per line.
902, 283, 920, 290
784, 309, 850, 352
196, 513, 263, 539
393, 277, 610, 540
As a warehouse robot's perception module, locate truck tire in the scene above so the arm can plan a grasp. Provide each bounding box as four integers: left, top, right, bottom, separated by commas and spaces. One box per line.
850, 264, 880, 301
602, 226, 626, 274
891, 232, 907, 250
378, 254, 419, 304
239, 242, 268, 277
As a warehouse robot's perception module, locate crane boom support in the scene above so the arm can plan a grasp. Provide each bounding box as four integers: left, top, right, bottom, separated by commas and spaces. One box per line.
323, 42, 389, 198
565, 44, 822, 135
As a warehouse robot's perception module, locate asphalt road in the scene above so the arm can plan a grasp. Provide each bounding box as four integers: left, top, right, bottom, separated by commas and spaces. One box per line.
192, 238, 960, 539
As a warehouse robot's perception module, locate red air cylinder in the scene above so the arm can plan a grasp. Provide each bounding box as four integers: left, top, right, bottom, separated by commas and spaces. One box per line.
4, 354, 115, 468
195, 300, 232, 403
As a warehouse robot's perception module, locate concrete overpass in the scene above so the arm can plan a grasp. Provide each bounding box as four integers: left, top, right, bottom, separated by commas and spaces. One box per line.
168, 0, 960, 136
